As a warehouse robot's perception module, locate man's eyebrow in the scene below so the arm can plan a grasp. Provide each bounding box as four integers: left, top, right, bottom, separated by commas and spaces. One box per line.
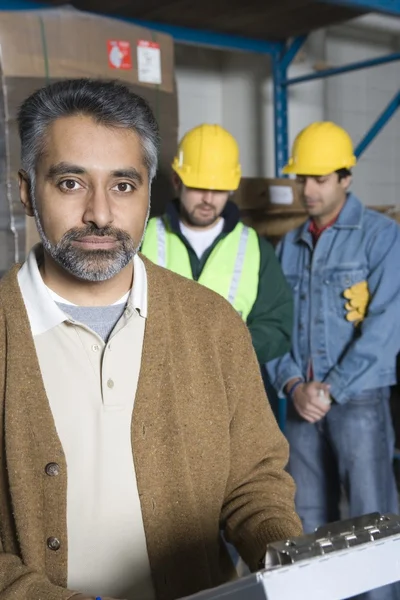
45, 164, 144, 186
111, 168, 143, 186
46, 162, 86, 180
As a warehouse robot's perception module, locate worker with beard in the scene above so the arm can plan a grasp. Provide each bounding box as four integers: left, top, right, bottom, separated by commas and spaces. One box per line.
141, 124, 293, 366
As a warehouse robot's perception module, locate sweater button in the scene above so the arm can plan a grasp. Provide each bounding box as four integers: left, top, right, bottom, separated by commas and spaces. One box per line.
45, 463, 60, 477
47, 537, 61, 551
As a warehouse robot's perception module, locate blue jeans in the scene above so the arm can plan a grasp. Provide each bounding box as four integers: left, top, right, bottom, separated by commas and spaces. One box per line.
286, 387, 400, 600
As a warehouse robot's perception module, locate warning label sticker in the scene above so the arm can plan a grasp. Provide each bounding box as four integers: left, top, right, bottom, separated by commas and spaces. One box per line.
137, 40, 162, 84
107, 40, 132, 70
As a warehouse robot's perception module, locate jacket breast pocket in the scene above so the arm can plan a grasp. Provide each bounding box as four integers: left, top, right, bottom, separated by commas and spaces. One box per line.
328, 266, 368, 318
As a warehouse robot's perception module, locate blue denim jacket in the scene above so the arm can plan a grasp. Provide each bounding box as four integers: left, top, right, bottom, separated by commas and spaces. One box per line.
267, 194, 400, 404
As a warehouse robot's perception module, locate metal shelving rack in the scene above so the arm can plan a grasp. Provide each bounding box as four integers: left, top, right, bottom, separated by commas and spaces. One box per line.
3, 0, 400, 177
136, 1, 400, 178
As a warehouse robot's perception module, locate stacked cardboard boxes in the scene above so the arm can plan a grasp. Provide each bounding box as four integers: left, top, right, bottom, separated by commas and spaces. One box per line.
0, 7, 178, 273
234, 178, 307, 246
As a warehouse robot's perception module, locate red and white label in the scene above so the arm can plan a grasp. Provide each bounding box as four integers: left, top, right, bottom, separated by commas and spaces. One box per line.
107, 40, 132, 70
137, 39, 162, 84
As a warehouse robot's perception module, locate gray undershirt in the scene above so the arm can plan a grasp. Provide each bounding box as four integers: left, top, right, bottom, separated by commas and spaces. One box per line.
56, 303, 127, 342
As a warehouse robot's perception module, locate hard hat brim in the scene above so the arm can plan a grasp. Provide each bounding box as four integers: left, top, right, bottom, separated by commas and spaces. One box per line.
282, 157, 357, 176
172, 162, 241, 191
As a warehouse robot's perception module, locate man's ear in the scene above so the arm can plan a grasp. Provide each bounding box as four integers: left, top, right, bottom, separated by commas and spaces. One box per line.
341, 174, 352, 192
18, 170, 35, 217
171, 171, 182, 194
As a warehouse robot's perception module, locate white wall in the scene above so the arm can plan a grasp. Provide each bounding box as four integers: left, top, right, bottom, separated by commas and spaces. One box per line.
174, 45, 224, 135
325, 33, 400, 206
221, 52, 268, 177
174, 23, 400, 208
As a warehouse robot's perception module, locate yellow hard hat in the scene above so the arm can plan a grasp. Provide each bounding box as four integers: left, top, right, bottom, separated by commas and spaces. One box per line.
172, 124, 241, 191
283, 121, 357, 176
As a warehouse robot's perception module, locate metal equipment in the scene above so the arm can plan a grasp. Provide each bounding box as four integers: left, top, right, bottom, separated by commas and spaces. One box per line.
182, 513, 400, 599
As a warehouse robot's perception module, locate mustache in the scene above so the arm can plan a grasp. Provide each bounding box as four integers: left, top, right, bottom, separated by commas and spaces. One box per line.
60, 224, 133, 244
195, 203, 215, 211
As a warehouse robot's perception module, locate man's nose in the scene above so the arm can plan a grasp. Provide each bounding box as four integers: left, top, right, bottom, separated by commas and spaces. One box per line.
202, 190, 214, 205
82, 187, 113, 229
303, 177, 317, 198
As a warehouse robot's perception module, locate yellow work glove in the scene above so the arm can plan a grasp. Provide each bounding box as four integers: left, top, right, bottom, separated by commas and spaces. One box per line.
343, 280, 370, 324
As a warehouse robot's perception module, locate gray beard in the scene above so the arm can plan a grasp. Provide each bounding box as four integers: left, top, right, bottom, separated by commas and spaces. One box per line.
31, 194, 150, 282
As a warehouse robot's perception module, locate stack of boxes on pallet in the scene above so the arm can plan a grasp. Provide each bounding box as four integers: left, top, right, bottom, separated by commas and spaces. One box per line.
234, 177, 400, 246
0, 7, 178, 273
234, 178, 307, 246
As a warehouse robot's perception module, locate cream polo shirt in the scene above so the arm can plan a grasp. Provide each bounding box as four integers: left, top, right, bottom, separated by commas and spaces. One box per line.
17, 246, 155, 600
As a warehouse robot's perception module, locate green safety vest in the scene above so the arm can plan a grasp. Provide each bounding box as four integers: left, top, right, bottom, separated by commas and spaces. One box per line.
141, 217, 260, 321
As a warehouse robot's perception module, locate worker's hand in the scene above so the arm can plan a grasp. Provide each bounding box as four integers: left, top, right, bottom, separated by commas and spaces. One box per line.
292, 381, 332, 423
344, 280, 369, 325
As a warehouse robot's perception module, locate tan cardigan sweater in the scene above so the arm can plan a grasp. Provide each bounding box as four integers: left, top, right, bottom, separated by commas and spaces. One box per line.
0, 256, 302, 600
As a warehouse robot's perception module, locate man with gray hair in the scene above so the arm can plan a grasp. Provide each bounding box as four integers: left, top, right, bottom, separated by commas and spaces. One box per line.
0, 78, 301, 600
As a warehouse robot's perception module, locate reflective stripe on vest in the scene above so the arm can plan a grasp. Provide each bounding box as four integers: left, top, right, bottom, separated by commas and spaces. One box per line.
141, 217, 260, 321
156, 217, 167, 267
228, 225, 249, 306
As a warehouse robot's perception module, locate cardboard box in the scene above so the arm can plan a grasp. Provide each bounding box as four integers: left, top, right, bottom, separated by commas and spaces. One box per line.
0, 7, 178, 272
234, 177, 306, 246
240, 210, 307, 243
368, 205, 399, 219
234, 177, 305, 214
